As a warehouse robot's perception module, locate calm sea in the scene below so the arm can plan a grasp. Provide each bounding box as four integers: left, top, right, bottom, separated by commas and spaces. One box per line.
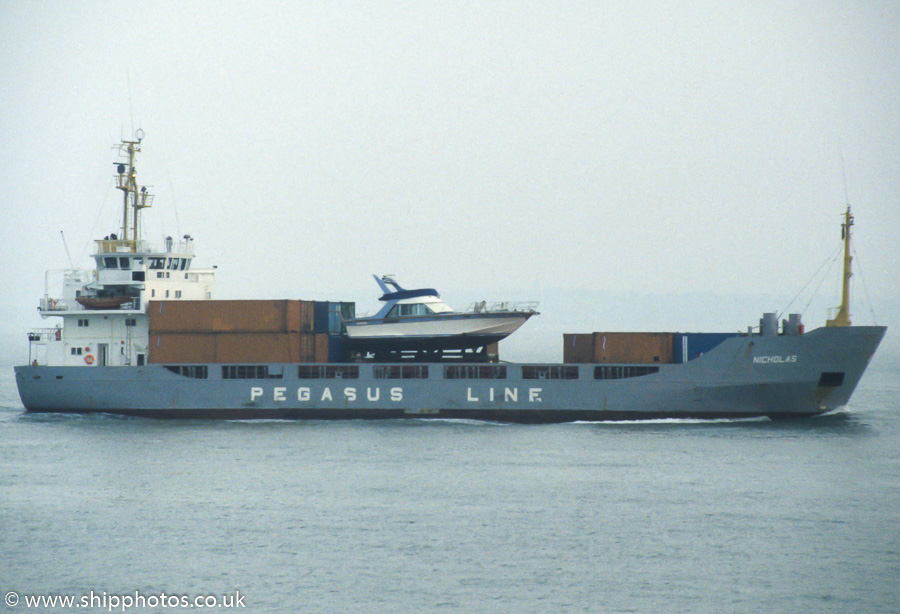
1, 358, 898, 614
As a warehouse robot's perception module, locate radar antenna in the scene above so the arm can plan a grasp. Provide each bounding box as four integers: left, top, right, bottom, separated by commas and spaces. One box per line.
113, 130, 153, 251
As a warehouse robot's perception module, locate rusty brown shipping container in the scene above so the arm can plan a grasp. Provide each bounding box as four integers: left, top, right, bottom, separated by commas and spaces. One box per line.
148, 332, 330, 364
563, 334, 595, 363
214, 333, 293, 363
285, 301, 316, 333
149, 333, 218, 363
149, 300, 316, 333
592, 332, 674, 364
290, 333, 329, 363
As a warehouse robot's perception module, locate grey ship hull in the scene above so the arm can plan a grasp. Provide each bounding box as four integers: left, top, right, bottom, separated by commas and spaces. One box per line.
15, 326, 885, 422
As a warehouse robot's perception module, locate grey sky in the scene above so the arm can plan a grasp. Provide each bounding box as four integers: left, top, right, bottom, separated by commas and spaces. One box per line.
2, 1, 898, 362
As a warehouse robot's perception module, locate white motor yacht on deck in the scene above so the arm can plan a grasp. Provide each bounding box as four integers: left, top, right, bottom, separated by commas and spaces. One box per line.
344, 275, 538, 360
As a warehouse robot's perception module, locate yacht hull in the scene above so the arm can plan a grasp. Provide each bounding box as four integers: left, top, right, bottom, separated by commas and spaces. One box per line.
344, 311, 533, 352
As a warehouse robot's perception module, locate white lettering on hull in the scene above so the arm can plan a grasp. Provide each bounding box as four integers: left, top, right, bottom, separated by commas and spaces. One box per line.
251, 386, 543, 405
753, 355, 798, 364
467, 387, 541, 404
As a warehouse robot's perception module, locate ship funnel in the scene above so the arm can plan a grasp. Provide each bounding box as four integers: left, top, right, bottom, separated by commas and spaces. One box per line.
782, 313, 803, 336
759, 312, 778, 337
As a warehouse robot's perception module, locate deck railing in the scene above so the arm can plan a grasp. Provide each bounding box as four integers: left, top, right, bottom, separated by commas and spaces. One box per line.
467, 301, 539, 314
39, 296, 141, 313
95, 239, 194, 255
27, 328, 63, 343
39, 269, 92, 313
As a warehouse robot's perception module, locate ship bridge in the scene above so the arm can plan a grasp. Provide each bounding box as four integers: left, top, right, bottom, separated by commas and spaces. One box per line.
27, 131, 216, 369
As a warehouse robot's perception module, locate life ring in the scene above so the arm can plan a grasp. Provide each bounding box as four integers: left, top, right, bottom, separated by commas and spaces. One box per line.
84, 354, 95, 365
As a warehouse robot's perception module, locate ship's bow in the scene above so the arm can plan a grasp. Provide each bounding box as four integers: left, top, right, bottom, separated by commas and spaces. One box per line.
804, 324, 886, 413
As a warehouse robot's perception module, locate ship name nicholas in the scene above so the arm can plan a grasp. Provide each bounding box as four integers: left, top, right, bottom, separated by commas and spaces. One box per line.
753, 355, 798, 364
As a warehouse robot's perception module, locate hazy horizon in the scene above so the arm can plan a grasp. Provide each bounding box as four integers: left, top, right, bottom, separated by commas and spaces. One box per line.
2, 2, 898, 363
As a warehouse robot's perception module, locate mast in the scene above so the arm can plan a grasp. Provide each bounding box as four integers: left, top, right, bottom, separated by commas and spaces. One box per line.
113, 128, 152, 251
825, 206, 853, 327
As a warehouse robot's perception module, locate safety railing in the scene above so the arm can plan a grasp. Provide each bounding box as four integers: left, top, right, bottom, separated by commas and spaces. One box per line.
39, 269, 92, 313
27, 328, 63, 343
95, 238, 194, 255
467, 301, 540, 314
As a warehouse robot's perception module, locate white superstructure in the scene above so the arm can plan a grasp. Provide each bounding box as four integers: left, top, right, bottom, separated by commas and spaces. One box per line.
27, 133, 216, 368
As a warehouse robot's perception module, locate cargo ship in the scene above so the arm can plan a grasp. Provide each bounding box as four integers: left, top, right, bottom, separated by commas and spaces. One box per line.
14, 134, 886, 421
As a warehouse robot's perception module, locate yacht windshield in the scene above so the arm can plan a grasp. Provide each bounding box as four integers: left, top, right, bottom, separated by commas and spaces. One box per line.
387, 303, 434, 317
